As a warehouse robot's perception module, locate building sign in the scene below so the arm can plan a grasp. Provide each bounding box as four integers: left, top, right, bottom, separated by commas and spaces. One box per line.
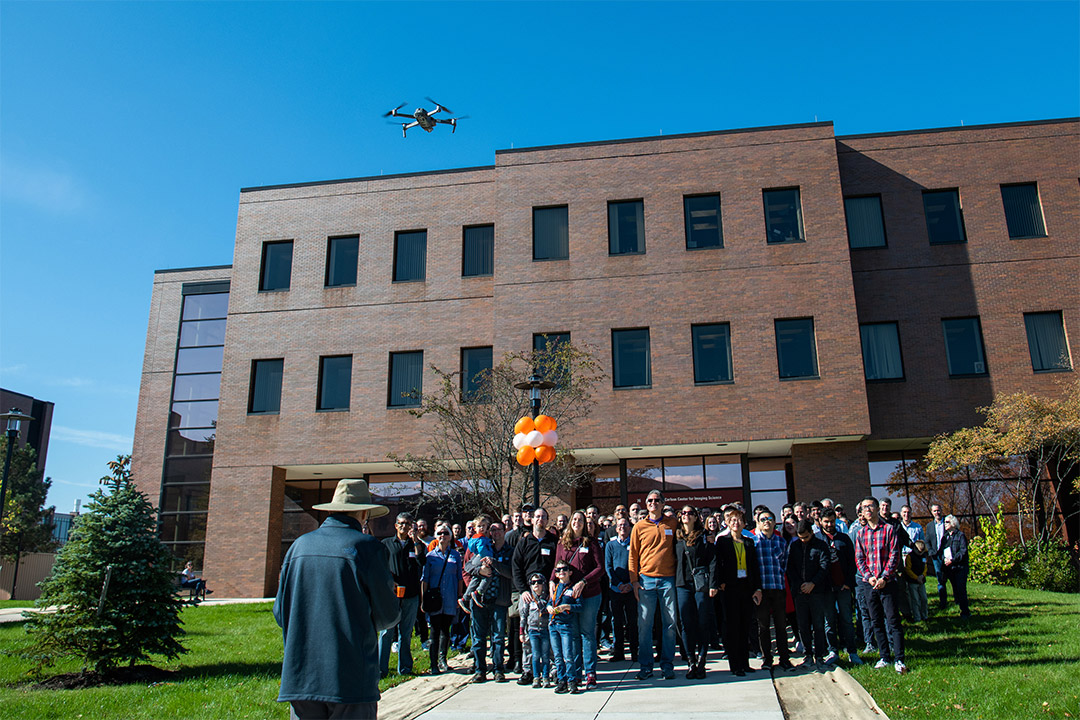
628, 487, 743, 510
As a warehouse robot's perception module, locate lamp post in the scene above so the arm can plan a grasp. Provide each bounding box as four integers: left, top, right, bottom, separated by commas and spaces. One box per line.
513, 374, 555, 508
0, 409, 34, 548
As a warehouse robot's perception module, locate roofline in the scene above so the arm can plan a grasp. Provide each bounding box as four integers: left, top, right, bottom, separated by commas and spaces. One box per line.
495, 121, 835, 155
154, 264, 233, 275
836, 116, 1079, 141
241, 164, 496, 193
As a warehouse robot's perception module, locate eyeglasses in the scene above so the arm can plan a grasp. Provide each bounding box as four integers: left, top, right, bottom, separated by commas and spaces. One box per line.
436, 531, 450, 536
760, 517, 775, 523
645, 498, 662, 504
396, 521, 411, 526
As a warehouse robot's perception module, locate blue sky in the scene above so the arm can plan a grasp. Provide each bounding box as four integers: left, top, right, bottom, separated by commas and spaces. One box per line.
2, 1, 1078, 514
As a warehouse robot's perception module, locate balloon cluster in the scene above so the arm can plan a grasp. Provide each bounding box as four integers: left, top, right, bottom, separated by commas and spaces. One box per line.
513, 415, 558, 466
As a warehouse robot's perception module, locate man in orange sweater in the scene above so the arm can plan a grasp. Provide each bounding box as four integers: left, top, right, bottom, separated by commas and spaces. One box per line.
629, 489, 679, 680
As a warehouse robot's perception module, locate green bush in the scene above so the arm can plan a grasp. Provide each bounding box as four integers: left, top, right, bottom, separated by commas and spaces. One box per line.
969, 505, 1021, 585
1018, 542, 1079, 594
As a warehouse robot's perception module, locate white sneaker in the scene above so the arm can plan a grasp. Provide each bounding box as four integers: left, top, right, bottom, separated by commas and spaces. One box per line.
894, 661, 908, 674
391, 642, 399, 653
848, 652, 864, 666
874, 659, 889, 669
823, 651, 839, 665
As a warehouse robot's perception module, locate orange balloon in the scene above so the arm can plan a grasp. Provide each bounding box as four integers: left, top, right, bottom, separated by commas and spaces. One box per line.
535, 445, 556, 464
516, 445, 536, 466
514, 416, 535, 435
534, 415, 554, 433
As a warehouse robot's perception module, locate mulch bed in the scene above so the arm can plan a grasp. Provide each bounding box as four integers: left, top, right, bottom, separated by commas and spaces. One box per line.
31, 665, 179, 690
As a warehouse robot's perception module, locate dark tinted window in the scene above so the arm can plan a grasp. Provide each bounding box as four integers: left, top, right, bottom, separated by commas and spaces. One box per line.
923, 190, 966, 245
844, 196, 887, 249
170, 401, 219, 428
764, 188, 804, 244
463, 225, 494, 277
534, 332, 570, 353
942, 318, 987, 376
533, 206, 569, 261
260, 241, 293, 291
692, 323, 733, 384
163, 457, 213, 485
249, 358, 284, 413
394, 231, 427, 282
161, 484, 211, 513
684, 195, 723, 249
1001, 183, 1046, 239
172, 373, 221, 402
179, 319, 226, 348
461, 347, 493, 402
175, 346, 224, 375
326, 235, 359, 287
159, 513, 208, 543
860, 322, 904, 380
608, 200, 645, 255
181, 293, 229, 321
612, 328, 651, 388
1024, 312, 1071, 371
166, 428, 216, 456
775, 318, 818, 379
389, 351, 423, 407
318, 355, 352, 410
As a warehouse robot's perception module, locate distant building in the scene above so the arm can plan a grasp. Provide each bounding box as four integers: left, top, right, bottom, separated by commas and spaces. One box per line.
0, 388, 54, 473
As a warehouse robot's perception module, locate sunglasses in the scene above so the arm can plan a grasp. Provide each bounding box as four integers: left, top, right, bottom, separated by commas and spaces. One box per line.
436, 531, 450, 536
679, 510, 697, 516
645, 498, 662, 504
554, 567, 571, 573
760, 516, 775, 522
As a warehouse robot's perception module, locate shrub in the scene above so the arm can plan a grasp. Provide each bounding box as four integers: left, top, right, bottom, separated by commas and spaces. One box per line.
969, 504, 1021, 585
1018, 542, 1079, 594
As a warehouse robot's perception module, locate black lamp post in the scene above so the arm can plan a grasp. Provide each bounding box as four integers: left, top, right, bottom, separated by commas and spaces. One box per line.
513, 374, 556, 508
0, 408, 34, 547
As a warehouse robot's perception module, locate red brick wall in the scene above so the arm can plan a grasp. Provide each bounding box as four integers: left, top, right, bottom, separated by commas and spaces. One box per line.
791, 440, 870, 513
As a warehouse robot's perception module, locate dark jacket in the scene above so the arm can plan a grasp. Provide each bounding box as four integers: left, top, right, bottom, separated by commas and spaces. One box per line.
551, 536, 605, 599
512, 529, 559, 592
382, 534, 427, 598
714, 535, 762, 591
675, 536, 720, 591
274, 514, 400, 705
489, 539, 515, 607
823, 530, 857, 589
940, 528, 969, 569
786, 535, 831, 593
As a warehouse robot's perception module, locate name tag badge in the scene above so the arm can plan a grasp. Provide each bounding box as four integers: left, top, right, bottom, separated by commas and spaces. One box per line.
664, 529, 673, 536
580, 547, 589, 554
541, 548, 552, 556
737, 569, 747, 579
447, 557, 457, 564
408, 552, 416, 558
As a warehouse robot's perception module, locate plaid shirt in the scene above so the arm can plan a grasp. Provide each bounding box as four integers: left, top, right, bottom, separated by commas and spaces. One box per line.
855, 521, 901, 583
754, 532, 789, 590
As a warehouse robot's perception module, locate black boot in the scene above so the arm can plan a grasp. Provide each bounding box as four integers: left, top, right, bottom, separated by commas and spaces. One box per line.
429, 639, 442, 675
438, 633, 450, 673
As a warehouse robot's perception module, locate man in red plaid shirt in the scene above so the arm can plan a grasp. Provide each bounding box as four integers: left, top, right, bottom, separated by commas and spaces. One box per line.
854, 497, 907, 674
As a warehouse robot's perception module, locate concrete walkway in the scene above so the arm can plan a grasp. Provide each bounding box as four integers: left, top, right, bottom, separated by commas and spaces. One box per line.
0, 597, 273, 623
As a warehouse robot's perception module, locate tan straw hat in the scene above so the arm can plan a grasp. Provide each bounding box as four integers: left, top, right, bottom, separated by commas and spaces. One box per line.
312, 479, 390, 518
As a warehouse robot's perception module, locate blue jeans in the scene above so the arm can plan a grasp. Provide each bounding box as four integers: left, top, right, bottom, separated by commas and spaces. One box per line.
549, 621, 579, 683
637, 575, 676, 674
491, 605, 508, 672
379, 594, 420, 675
577, 593, 601, 678
931, 556, 947, 605
528, 629, 551, 681
470, 605, 497, 673
825, 587, 859, 654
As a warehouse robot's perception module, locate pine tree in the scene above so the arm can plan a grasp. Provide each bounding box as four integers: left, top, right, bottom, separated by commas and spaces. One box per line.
24, 455, 186, 675
0, 438, 56, 564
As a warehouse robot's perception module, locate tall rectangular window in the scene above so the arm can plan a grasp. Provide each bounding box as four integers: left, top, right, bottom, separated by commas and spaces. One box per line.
923, 190, 967, 245
942, 318, 988, 376
1024, 312, 1071, 371
684, 194, 723, 249
844, 196, 887, 249
260, 241, 293, 291
692, 323, 733, 384
860, 322, 904, 380
249, 359, 284, 413
1001, 183, 1047, 239
388, 351, 423, 407
318, 355, 352, 410
775, 318, 818, 379
461, 346, 493, 402
533, 206, 568, 261
608, 200, 645, 255
612, 328, 651, 388
325, 236, 359, 287
462, 224, 494, 277
393, 230, 427, 282
764, 188, 804, 244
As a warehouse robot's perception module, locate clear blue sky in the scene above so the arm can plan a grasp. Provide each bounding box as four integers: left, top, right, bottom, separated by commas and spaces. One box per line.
2, 1, 1078, 514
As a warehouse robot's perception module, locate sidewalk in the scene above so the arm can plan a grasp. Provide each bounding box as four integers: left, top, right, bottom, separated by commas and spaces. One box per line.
0, 597, 273, 624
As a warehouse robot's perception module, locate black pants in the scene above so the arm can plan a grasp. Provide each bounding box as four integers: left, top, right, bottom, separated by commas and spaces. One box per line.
677, 587, 715, 668
722, 581, 755, 672
428, 613, 453, 669
610, 589, 638, 660
416, 603, 429, 643
861, 580, 904, 663
755, 588, 790, 664
944, 565, 970, 617
289, 701, 376, 720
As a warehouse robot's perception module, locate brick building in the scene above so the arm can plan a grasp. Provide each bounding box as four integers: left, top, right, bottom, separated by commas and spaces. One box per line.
133, 118, 1079, 598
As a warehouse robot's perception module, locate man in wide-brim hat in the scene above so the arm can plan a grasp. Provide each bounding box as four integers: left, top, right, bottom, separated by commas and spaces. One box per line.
273, 479, 400, 720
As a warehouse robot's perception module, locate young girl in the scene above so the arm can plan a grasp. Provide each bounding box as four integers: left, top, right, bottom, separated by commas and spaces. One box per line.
548, 563, 582, 694
519, 573, 553, 688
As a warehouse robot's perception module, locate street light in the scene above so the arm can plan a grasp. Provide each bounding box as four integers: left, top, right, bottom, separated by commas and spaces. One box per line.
0, 408, 34, 547
513, 374, 556, 507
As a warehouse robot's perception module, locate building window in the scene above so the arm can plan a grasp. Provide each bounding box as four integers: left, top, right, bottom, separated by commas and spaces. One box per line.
249, 359, 284, 413
388, 351, 423, 407
1024, 312, 1071, 372
844, 195, 887, 249
534, 332, 570, 353
463, 224, 494, 277
692, 323, 733, 384
612, 328, 651, 388
325, 236, 359, 287
461, 346, 493, 401
763, 188, 804, 244
1001, 183, 1047, 239
684, 194, 723, 250
260, 241, 293, 291
533, 206, 568, 261
393, 230, 427, 282
608, 200, 645, 255
942, 318, 988, 377
923, 190, 966, 245
774, 318, 818, 379
860, 322, 904, 381
317, 355, 352, 411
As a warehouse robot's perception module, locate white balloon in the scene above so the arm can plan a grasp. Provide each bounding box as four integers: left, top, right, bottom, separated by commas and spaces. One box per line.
513, 433, 527, 450
542, 430, 558, 446
525, 430, 544, 448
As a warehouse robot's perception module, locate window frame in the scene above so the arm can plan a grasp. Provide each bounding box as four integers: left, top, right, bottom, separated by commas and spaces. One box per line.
317, 355, 353, 412
859, 321, 905, 382
941, 317, 989, 378
1023, 311, 1072, 373
462, 224, 495, 278
843, 194, 888, 249
923, 189, 967, 245
532, 205, 569, 262
611, 327, 652, 389
392, 229, 428, 283
460, 346, 494, 402
259, 240, 294, 292
763, 187, 805, 245
607, 199, 646, 256
325, 235, 359, 288
388, 350, 424, 408
248, 358, 284, 414
683, 193, 724, 250
691, 322, 734, 385
1000, 182, 1048, 239
774, 317, 820, 380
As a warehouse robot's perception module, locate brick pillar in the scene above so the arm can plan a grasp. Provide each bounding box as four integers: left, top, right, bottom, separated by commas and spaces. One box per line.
791, 440, 871, 513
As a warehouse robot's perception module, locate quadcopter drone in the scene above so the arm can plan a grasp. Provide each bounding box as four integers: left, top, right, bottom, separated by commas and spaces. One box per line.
384, 98, 463, 138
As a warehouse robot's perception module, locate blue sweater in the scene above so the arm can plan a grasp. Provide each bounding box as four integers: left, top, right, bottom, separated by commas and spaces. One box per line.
605, 536, 632, 592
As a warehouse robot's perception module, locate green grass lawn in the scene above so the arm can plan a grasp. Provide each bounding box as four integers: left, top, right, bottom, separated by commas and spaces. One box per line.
0, 602, 435, 719
0, 600, 35, 609
850, 582, 1080, 720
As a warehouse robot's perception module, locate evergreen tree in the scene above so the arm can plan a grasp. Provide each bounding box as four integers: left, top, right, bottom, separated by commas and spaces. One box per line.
0, 438, 56, 563
24, 455, 186, 675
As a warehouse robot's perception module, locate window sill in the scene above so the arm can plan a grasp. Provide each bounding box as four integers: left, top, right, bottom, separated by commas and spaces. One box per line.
392, 279, 426, 284
928, 241, 967, 246
686, 244, 724, 251
316, 408, 350, 413
613, 384, 652, 390
947, 373, 989, 379
866, 377, 906, 383
1010, 234, 1049, 240
258, 288, 290, 293
779, 375, 820, 381
766, 239, 806, 246
462, 273, 494, 279
609, 250, 646, 257
387, 404, 421, 410
324, 283, 357, 289
694, 380, 735, 386
1033, 367, 1073, 374
247, 411, 280, 416
849, 244, 888, 251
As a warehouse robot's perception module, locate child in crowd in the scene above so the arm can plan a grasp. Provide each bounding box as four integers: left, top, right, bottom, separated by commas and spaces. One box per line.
458, 514, 495, 613
548, 562, 582, 694
519, 572, 553, 689
904, 540, 930, 622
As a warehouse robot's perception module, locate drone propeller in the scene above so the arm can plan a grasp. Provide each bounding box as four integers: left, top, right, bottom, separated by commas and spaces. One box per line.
425, 97, 453, 114
382, 102, 408, 117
